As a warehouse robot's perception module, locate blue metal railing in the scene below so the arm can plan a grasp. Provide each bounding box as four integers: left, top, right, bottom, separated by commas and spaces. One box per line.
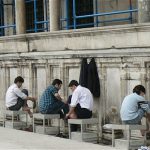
61, 0, 138, 29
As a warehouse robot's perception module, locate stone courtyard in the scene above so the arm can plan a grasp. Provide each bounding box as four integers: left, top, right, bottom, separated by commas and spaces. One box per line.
0, 127, 118, 150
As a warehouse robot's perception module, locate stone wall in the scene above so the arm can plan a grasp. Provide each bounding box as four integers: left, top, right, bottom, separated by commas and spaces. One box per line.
0, 23, 150, 125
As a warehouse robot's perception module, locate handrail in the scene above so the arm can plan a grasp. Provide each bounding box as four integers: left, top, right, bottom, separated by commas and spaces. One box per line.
75, 9, 138, 19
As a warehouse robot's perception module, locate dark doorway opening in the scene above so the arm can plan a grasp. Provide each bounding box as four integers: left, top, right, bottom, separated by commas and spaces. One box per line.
67, 0, 94, 29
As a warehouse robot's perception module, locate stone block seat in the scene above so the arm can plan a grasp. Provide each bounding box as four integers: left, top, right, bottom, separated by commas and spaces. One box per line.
68, 118, 99, 143
33, 113, 60, 135
3, 110, 28, 129
104, 124, 147, 150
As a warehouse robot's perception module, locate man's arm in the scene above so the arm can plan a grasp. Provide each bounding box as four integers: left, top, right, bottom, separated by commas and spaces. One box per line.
66, 106, 75, 118
14, 88, 37, 102
54, 93, 62, 101
24, 96, 37, 102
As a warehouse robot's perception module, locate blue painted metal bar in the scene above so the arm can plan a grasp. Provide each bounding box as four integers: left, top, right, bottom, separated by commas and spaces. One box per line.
34, 0, 37, 32
62, 17, 132, 29
26, 27, 48, 32
75, 9, 138, 19
35, 20, 49, 24
12, 0, 16, 34
45, 0, 48, 31
129, 0, 133, 24
0, 0, 3, 35
72, 0, 76, 29
0, 24, 15, 29
95, 0, 98, 27
65, 0, 69, 29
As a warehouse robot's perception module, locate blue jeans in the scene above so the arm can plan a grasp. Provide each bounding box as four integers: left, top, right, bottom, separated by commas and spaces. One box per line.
123, 108, 145, 125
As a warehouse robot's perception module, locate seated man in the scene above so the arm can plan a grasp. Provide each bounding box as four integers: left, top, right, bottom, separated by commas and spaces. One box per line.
120, 85, 150, 126
66, 80, 93, 119
39, 79, 69, 118
5, 76, 37, 118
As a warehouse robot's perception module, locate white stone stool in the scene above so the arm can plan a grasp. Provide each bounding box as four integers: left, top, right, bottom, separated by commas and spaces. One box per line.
68, 118, 99, 143
33, 113, 60, 135
110, 124, 146, 150
3, 110, 28, 129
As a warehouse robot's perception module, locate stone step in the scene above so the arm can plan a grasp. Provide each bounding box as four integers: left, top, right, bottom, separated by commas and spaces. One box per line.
5, 121, 27, 129
71, 131, 98, 143
35, 125, 59, 135
115, 138, 145, 149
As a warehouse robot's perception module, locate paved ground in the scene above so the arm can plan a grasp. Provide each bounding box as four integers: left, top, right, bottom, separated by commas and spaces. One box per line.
0, 127, 119, 150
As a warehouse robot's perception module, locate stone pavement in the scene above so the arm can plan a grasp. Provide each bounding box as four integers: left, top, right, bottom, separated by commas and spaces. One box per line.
0, 127, 119, 150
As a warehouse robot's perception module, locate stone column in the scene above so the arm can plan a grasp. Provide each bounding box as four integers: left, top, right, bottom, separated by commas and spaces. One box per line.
138, 0, 150, 23
49, 0, 60, 31
15, 0, 26, 34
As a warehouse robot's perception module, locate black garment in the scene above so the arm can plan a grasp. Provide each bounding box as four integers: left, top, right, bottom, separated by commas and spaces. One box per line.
8, 98, 25, 111
67, 95, 72, 105
75, 103, 92, 119
71, 104, 92, 131
79, 58, 88, 88
8, 89, 28, 111
87, 58, 100, 97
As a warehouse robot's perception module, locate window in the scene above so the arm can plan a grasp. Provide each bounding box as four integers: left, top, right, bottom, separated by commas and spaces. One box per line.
25, 0, 46, 33
67, 0, 94, 29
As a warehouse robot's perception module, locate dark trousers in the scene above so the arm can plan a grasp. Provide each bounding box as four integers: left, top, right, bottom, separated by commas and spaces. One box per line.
8, 89, 28, 111
75, 103, 92, 119
41, 101, 69, 119
71, 104, 92, 131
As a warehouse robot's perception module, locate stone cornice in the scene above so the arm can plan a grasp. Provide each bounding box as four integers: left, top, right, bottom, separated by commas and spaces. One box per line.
0, 23, 150, 54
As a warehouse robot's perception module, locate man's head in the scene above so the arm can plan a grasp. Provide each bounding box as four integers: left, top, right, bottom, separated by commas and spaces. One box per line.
68, 80, 79, 92
14, 76, 24, 88
52, 79, 62, 90
133, 85, 146, 96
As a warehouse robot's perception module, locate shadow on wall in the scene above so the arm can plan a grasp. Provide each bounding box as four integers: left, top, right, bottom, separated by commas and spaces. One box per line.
102, 106, 121, 125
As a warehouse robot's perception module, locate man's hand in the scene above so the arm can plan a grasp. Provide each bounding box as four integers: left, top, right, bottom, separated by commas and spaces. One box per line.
32, 97, 37, 101
65, 113, 70, 119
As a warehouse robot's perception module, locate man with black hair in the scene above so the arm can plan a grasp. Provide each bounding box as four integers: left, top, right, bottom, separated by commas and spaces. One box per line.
39, 79, 69, 117
120, 85, 150, 125
6, 76, 37, 118
66, 80, 93, 119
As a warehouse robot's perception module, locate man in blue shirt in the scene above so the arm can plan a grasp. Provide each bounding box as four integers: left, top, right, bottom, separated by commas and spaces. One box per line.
39, 79, 69, 117
120, 85, 150, 125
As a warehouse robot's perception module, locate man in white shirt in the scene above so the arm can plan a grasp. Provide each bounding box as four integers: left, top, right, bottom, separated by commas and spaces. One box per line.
66, 80, 93, 119
6, 76, 37, 117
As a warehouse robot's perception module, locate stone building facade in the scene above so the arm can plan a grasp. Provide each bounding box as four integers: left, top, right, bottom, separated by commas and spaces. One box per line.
0, 0, 150, 127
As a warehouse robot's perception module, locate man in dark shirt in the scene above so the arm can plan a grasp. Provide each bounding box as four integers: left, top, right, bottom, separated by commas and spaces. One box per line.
39, 79, 69, 117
